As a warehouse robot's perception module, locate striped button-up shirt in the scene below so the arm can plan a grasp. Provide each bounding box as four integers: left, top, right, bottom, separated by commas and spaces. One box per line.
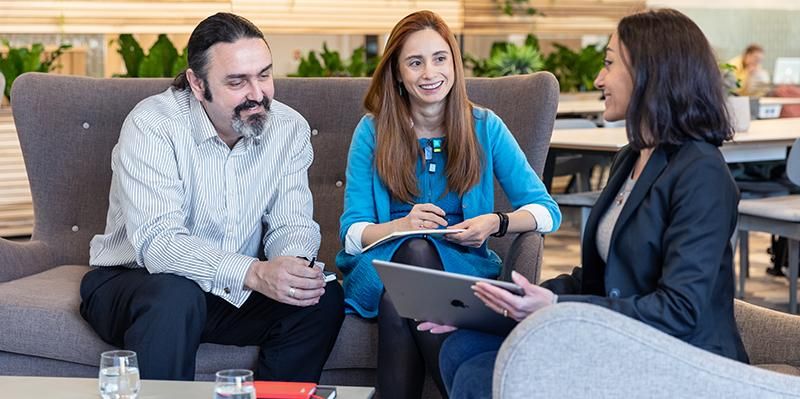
89, 87, 320, 307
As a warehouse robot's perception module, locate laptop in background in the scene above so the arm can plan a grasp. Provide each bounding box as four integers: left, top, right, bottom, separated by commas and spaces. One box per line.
773, 57, 800, 85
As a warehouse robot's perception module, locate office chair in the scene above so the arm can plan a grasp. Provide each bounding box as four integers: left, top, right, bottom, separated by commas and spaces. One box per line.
737, 138, 800, 313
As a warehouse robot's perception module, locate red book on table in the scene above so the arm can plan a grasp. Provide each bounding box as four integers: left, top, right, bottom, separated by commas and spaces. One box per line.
254, 381, 317, 399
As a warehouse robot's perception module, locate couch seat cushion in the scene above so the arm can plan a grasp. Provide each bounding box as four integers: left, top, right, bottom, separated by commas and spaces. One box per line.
0, 265, 376, 374
755, 363, 800, 376
0, 265, 113, 366
325, 315, 378, 370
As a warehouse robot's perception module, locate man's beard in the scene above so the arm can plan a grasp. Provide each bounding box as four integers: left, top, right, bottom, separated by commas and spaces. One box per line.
231, 97, 271, 139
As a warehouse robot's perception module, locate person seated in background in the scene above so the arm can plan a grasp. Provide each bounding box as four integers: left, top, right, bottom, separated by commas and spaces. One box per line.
80, 12, 344, 381
428, 8, 750, 398
335, 10, 561, 399
729, 44, 771, 97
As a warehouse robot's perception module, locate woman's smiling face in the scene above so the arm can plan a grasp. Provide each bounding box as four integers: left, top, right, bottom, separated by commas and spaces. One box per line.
594, 33, 634, 122
396, 28, 455, 111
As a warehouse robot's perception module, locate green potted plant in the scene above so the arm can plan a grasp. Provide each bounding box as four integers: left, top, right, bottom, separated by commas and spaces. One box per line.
112, 34, 187, 78
290, 43, 378, 77
544, 43, 605, 92
0, 41, 72, 103
465, 34, 544, 77
496, 0, 538, 16
721, 63, 750, 132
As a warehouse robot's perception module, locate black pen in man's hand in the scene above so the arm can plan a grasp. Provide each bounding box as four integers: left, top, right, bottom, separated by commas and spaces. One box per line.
297, 256, 320, 271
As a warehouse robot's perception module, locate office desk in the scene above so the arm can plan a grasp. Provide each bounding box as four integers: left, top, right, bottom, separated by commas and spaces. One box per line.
544, 117, 800, 189
760, 97, 800, 106
556, 97, 800, 115
556, 99, 605, 116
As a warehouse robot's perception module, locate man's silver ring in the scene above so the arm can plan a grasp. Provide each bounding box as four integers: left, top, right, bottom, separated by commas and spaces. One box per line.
289, 287, 296, 298
503, 308, 508, 318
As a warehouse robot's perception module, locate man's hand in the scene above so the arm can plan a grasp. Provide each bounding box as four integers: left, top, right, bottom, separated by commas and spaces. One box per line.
244, 256, 325, 307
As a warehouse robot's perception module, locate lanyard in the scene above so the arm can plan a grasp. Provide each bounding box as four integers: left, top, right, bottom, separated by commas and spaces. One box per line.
424, 137, 444, 173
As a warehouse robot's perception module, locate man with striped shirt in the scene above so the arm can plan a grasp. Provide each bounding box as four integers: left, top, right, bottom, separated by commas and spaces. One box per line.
79, 13, 344, 381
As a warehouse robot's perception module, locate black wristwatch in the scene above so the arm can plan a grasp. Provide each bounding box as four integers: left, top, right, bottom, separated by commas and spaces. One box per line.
491, 212, 509, 238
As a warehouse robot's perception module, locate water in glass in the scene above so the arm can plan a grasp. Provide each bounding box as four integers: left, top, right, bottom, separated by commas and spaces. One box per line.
214, 369, 255, 399
99, 365, 141, 399
213, 383, 256, 399
99, 350, 140, 399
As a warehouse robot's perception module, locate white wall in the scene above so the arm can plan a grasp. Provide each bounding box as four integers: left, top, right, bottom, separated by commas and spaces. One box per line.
647, 0, 800, 76
648, 0, 800, 10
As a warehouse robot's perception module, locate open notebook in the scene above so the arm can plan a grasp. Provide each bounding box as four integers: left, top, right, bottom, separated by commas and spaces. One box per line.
362, 229, 465, 252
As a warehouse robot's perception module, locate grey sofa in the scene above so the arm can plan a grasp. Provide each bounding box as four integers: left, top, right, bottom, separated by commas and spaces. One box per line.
0, 72, 559, 389
494, 300, 800, 398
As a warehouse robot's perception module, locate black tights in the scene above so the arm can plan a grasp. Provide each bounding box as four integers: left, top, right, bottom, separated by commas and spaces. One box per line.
378, 238, 450, 399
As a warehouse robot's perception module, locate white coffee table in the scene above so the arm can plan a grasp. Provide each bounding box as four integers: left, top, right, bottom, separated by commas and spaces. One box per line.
0, 376, 375, 399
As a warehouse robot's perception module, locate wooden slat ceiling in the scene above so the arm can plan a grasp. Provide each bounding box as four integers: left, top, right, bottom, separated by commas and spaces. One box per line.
234, 1, 462, 34
463, 0, 645, 35
0, 0, 642, 35
0, 0, 462, 34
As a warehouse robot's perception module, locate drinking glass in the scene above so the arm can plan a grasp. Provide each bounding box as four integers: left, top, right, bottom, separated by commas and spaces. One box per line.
214, 369, 256, 399
99, 350, 141, 399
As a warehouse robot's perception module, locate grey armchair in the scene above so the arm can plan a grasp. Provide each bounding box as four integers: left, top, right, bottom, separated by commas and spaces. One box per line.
493, 300, 800, 399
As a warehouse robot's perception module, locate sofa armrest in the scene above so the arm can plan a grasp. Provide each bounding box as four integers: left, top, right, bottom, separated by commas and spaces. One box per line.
0, 238, 57, 282
735, 299, 800, 367
493, 302, 800, 399
498, 231, 542, 284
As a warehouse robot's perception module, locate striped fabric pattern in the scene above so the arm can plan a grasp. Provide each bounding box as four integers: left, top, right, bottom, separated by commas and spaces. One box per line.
89, 87, 320, 307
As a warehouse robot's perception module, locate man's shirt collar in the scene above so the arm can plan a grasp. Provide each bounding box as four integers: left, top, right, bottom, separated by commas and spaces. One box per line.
188, 93, 222, 145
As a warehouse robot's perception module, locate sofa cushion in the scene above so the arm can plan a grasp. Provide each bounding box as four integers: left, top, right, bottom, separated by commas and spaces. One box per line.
0, 265, 113, 366
755, 363, 800, 376
325, 314, 378, 370
0, 265, 376, 373
195, 314, 377, 378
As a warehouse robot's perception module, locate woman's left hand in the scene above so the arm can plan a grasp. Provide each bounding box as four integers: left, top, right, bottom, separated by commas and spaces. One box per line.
473, 271, 556, 322
445, 214, 499, 248
416, 321, 458, 334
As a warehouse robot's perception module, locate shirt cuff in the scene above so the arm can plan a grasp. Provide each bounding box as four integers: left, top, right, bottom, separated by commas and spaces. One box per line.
344, 222, 373, 255
213, 252, 257, 307
519, 204, 554, 233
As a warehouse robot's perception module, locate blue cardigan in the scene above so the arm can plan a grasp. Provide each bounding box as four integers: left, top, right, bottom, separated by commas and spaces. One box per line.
336, 107, 561, 317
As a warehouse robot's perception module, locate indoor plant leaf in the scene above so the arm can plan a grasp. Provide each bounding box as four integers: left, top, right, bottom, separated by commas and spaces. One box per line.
171, 47, 188, 77
147, 34, 179, 77
114, 34, 144, 77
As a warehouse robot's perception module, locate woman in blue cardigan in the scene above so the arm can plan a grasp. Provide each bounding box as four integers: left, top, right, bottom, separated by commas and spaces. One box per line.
335, 10, 561, 399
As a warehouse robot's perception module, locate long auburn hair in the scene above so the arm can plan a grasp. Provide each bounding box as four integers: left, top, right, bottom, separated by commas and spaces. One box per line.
364, 10, 482, 203
617, 9, 733, 150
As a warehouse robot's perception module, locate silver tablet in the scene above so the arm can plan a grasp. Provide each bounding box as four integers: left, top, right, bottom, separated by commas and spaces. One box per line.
373, 259, 522, 335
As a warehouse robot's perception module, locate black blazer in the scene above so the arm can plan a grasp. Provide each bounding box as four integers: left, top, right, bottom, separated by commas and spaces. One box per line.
542, 140, 749, 363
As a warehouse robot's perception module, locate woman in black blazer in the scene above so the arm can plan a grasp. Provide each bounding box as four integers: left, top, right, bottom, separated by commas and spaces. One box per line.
431, 8, 750, 398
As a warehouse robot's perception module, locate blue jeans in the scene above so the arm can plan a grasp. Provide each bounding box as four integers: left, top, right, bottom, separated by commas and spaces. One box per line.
439, 329, 505, 399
